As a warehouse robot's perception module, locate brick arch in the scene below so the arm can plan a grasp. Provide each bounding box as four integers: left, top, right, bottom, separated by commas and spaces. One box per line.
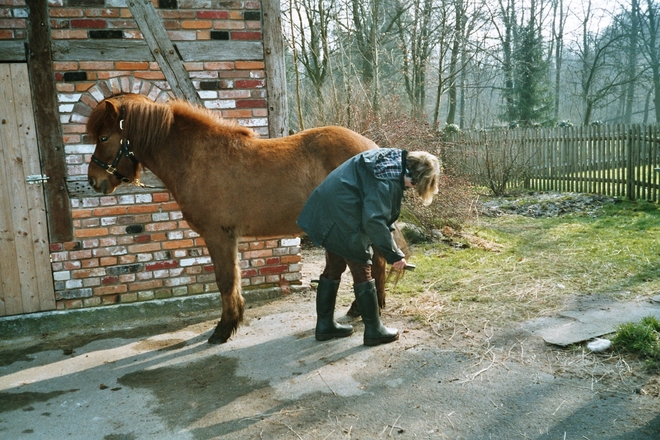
70, 77, 172, 127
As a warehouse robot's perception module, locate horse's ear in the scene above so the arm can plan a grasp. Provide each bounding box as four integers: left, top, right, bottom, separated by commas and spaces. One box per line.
104, 99, 121, 124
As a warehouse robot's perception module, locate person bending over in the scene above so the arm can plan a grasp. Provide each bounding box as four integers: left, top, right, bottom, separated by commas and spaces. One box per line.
297, 148, 441, 346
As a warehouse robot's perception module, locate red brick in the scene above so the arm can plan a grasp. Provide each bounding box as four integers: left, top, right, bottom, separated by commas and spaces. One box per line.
266, 257, 280, 265
72, 268, 106, 279
135, 234, 151, 243
259, 265, 288, 275
129, 280, 163, 291
134, 71, 166, 80
162, 239, 194, 250
128, 243, 161, 253
100, 257, 117, 266
94, 285, 127, 296
241, 269, 258, 277
281, 255, 302, 264
145, 221, 177, 232
50, 243, 63, 252
161, 201, 180, 211
152, 192, 170, 203
102, 276, 119, 285
242, 249, 272, 259
74, 228, 108, 238
127, 204, 159, 214
231, 31, 261, 40
151, 233, 167, 241
71, 19, 106, 28
115, 61, 149, 70
182, 20, 211, 29
235, 61, 264, 70
79, 61, 114, 70
93, 206, 127, 216
81, 258, 100, 268
197, 11, 229, 19
235, 79, 265, 89
72, 209, 93, 219
145, 260, 179, 271
236, 99, 266, 108
54, 61, 79, 71
0, 18, 26, 29
49, 8, 84, 18
101, 295, 120, 305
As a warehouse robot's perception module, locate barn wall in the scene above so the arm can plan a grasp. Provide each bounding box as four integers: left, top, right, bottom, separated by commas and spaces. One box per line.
0, 0, 301, 311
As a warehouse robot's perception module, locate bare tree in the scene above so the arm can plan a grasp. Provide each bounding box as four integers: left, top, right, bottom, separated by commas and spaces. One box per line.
639, 0, 660, 123
292, 0, 335, 105
571, 2, 628, 124
623, 0, 641, 122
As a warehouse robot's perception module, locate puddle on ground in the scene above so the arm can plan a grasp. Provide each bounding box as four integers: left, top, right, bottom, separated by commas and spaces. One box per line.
0, 389, 79, 413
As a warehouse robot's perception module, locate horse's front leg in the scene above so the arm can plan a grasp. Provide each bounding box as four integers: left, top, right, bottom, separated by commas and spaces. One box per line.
206, 233, 245, 344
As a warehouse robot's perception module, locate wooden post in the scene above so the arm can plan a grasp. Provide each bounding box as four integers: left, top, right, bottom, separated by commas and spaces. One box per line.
26, 1, 73, 242
262, 0, 289, 138
126, 1, 201, 104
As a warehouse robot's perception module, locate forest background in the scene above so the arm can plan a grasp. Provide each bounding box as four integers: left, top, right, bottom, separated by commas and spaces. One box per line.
282, 0, 660, 133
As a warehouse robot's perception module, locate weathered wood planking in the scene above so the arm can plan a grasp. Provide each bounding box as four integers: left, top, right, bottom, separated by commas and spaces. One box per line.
0, 65, 20, 316
0, 41, 26, 62
0, 64, 56, 316
51, 40, 264, 62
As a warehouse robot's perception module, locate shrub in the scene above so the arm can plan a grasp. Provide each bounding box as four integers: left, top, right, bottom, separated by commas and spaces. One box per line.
361, 112, 477, 232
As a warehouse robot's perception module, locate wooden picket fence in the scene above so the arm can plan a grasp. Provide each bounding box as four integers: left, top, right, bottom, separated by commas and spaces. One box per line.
445, 124, 660, 201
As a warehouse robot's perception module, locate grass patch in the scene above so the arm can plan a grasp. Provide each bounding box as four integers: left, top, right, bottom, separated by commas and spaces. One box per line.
611, 316, 660, 370
390, 199, 660, 333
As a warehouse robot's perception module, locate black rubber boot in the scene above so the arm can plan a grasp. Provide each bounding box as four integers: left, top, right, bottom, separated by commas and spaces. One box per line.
354, 280, 399, 346
315, 277, 354, 341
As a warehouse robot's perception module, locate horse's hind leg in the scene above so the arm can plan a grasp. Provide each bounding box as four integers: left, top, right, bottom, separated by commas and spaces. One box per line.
206, 235, 245, 344
347, 251, 387, 316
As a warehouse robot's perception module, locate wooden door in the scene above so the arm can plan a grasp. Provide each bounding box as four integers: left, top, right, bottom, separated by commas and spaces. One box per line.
0, 63, 56, 316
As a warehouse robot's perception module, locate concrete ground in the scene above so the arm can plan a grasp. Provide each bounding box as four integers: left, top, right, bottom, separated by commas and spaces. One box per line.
1, 252, 660, 439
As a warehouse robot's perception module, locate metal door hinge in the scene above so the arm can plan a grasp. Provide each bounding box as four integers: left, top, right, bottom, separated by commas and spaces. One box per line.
26, 174, 49, 184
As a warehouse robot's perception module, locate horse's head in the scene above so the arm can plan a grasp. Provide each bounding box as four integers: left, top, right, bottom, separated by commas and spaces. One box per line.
87, 95, 144, 194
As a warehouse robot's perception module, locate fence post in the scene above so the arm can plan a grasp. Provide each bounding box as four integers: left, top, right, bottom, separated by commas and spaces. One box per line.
626, 126, 635, 201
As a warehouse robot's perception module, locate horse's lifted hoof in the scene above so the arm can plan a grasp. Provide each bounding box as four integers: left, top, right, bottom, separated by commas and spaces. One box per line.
207, 325, 232, 344
346, 300, 361, 317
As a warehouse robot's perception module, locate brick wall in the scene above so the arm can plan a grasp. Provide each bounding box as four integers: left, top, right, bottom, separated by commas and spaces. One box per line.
0, 0, 302, 311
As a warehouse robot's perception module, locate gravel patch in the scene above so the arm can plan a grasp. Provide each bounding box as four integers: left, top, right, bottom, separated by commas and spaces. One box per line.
479, 192, 621, 218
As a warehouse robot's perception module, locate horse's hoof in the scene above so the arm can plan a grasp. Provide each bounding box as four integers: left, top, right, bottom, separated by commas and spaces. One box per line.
346, 301, 361, 317
207, 329, 230, 344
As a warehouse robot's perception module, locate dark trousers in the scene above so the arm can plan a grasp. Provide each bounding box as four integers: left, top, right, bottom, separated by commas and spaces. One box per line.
321, 250, 371, 284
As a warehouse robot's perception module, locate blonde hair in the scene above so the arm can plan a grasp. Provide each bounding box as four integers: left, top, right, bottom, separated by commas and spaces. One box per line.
407, 151, 441, 205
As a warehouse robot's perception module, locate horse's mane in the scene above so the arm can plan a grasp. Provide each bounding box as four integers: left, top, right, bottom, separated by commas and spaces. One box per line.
87, 95, 257, 157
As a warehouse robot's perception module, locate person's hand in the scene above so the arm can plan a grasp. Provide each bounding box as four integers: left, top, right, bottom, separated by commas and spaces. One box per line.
391, 258, 407, 271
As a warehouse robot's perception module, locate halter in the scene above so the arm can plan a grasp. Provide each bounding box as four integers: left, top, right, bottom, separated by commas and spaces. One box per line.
90, 105, 142, 185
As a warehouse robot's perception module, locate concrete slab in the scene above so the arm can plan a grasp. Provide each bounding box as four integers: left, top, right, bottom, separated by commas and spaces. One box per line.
522, 298, 660, 347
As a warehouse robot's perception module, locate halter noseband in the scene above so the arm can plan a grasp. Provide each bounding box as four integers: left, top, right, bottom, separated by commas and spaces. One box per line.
90, 105, 141, 185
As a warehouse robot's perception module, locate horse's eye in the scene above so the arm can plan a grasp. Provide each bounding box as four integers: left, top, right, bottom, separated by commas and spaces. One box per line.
100, 136, 109, 142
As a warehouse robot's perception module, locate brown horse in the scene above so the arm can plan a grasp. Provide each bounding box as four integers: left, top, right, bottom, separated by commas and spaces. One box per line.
86, 93, 396, 344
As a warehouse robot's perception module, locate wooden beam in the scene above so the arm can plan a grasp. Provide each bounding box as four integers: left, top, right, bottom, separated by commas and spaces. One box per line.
26, 1, 73, 243
125, 1, 201, 104
262, 0, 289, 138
51, 40, 264, 62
